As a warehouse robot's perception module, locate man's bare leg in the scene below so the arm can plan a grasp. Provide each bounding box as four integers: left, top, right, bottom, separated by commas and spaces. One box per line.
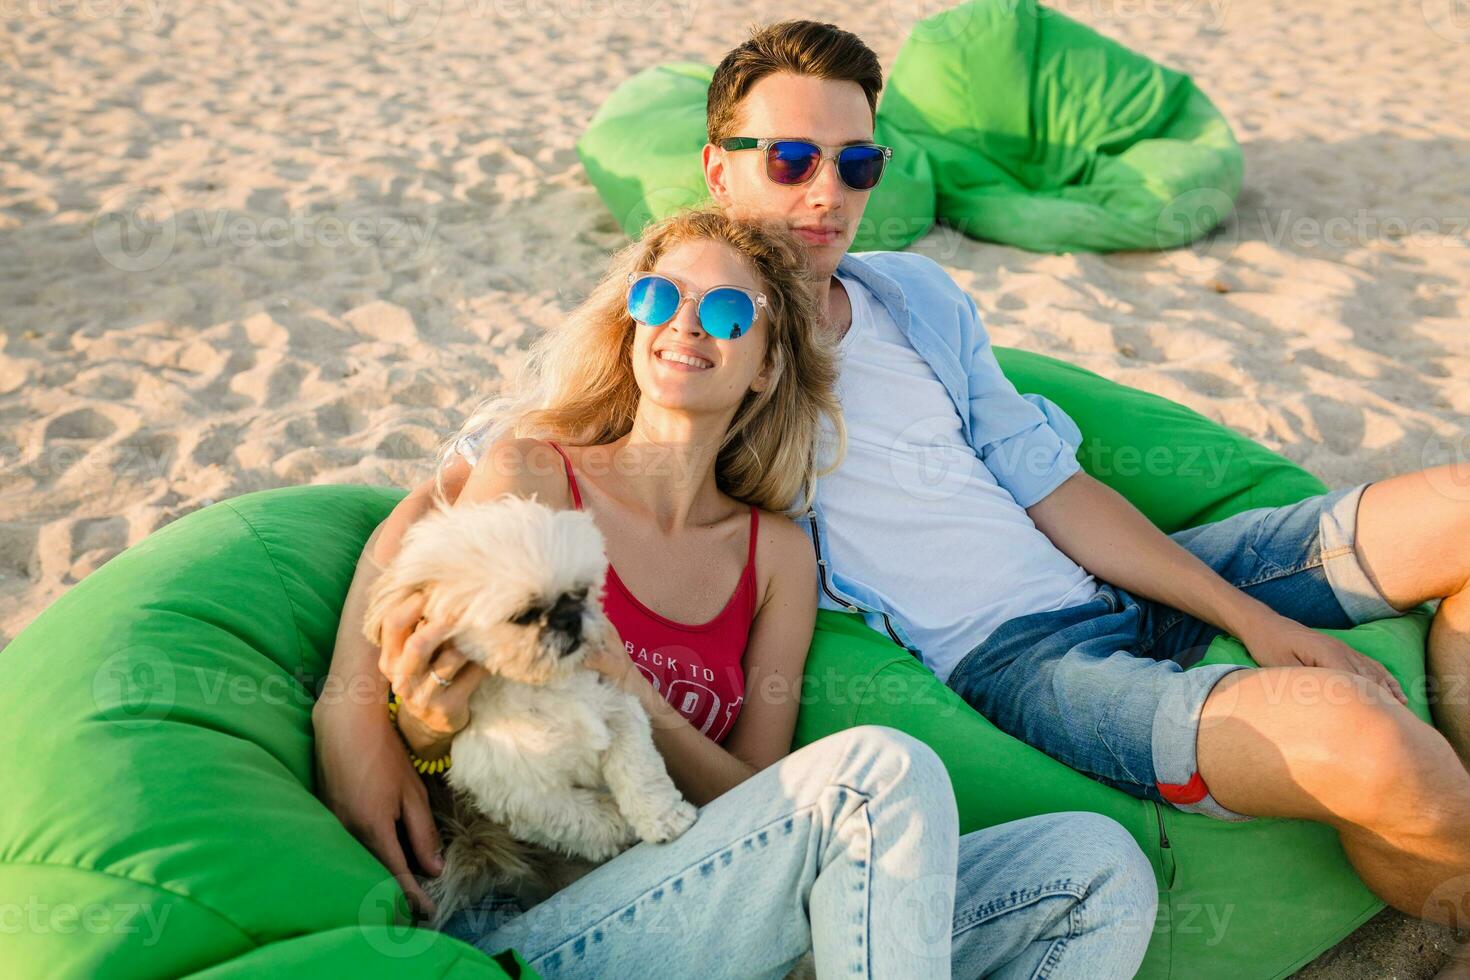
1197, 667, 1470, 930
1353, 464, 1470, 769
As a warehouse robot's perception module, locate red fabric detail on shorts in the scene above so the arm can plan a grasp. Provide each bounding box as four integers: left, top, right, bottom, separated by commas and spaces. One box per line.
1156, 771, 1210, 806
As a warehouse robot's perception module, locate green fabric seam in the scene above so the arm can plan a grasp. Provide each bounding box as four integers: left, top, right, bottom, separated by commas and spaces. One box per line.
221, 500, 311, 680
0, 856, 260, 948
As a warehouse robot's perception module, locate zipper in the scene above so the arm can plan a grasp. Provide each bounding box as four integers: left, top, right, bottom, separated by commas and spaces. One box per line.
806, 509, 911, 653
1153, 801, 1177, 891
1154, 802, 1171, 849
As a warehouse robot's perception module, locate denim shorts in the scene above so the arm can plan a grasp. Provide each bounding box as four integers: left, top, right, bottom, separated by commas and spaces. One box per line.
944, 484, 1402, 822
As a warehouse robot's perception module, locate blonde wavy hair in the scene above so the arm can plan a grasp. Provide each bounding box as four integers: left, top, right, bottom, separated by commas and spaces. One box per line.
431, 207, 847, 515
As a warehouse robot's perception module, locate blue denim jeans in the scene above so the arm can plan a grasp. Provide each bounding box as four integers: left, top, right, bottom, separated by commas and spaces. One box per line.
946, 483, 1402, 821
439, 726, 1157, 978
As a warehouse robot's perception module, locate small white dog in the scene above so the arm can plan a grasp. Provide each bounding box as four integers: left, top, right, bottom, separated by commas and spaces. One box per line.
362, 494, 698, 928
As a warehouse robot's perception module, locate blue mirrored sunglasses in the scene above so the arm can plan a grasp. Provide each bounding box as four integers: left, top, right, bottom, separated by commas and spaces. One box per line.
625, 272, 766, 340
719, 137, 893, 191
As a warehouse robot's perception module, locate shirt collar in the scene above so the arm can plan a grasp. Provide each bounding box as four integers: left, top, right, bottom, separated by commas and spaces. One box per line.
836, 251, 909, 329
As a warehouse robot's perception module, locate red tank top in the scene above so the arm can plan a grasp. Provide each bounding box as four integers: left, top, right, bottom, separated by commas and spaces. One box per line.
546, 441, 757, 744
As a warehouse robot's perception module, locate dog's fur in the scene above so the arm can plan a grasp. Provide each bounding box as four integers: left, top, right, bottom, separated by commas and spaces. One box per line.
362, 494, 698, 928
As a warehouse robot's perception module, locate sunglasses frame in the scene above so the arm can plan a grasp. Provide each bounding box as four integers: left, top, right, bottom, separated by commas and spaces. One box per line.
624, 271, 767, 339
719, 136, 894, 191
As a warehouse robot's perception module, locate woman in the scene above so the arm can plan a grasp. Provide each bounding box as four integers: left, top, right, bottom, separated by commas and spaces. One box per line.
314, 207, 1157, 977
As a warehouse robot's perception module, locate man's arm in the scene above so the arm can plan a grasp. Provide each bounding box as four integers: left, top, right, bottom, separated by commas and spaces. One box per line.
1027, 471, 1405, 702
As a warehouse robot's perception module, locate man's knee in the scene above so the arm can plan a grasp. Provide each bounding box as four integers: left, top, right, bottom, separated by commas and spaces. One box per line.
1275, 678, 1458, 834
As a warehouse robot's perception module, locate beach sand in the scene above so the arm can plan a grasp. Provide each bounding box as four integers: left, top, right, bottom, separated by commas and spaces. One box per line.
1, 0, 1467, 973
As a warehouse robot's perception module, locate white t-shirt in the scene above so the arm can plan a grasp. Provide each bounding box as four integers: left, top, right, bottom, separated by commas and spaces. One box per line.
816, 273, 1100, 683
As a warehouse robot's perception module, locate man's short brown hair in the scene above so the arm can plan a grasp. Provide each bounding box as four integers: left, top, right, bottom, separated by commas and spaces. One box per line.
706, 21, 883, 145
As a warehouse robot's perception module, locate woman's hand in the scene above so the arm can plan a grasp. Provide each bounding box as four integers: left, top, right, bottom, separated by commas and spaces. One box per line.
311, 696, 444, 919
378, 590, 490, 759
580, 618, 633, 686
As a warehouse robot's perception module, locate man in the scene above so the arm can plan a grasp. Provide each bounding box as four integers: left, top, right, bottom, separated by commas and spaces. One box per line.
695, 15, 1470, 961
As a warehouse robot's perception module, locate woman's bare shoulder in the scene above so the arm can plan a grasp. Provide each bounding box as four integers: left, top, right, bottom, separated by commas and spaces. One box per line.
751, 508, 817, 596
462, 436, 573, 509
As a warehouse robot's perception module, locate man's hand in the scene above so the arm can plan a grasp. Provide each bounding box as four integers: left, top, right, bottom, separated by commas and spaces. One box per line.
1238, 613, 1407, 706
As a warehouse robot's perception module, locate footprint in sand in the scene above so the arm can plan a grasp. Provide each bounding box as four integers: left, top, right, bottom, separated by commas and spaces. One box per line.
44, 407, 116, 442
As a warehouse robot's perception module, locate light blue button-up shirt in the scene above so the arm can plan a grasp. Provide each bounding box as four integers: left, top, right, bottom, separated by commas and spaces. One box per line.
803, 250, 1085, 655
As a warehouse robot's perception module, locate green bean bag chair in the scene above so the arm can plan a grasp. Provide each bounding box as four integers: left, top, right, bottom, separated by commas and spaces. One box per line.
576, 0, 1242, 254
0, 349, 1427, 979
881, 0, 1244, 253
0, 485, 538, 978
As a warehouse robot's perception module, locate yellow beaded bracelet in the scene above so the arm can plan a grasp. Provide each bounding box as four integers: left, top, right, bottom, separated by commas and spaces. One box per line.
387, 691, 453, 776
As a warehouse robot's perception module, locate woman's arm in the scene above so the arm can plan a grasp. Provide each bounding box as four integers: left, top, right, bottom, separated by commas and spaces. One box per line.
586, 515, 818, 806
311, 455, 473, 917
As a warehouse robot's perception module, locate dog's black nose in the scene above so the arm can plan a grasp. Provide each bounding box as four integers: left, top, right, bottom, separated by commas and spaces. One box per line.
546, 593, 583, 643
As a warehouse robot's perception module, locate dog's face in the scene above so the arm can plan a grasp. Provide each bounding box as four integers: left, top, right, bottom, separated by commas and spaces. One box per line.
364, 495, 613, 687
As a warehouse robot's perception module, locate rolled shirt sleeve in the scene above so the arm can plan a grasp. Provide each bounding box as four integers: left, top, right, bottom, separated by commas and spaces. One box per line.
961, 293, 1083, 508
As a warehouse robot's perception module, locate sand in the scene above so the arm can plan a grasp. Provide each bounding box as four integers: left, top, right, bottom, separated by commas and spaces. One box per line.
1, 0, 1467, 973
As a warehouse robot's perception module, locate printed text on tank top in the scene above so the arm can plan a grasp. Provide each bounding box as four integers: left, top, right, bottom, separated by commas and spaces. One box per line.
544, 441, 757, 744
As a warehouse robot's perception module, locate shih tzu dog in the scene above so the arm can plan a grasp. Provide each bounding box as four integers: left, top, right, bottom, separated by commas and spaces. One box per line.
362, 494, 698, 928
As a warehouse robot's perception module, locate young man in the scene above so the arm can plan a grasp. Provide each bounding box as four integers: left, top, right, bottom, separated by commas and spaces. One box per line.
697, 15, 1470, 951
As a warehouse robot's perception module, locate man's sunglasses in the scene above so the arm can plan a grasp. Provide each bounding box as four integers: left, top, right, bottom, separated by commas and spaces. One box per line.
625, 272, 766, 340
719, 137, 894, 191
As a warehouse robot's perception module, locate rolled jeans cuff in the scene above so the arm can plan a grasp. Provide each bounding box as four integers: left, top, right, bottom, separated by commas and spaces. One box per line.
1318, 482, 1403, 625
1150, 662, 1254, 822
